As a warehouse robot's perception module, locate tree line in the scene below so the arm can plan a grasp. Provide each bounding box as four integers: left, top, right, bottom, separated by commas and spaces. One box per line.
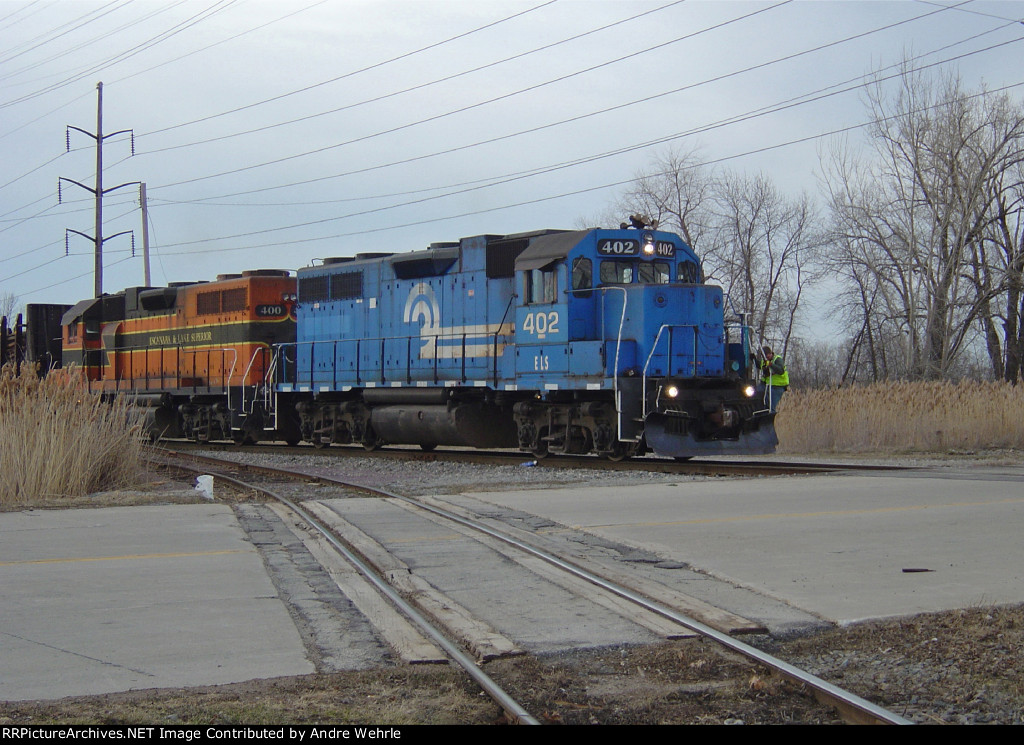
609, 62, 1024, 388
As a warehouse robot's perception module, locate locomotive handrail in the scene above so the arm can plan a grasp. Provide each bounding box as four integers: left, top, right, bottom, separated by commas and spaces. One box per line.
587, 286, 629, 443
88, 344, 236, 403
749, 334, 775, 416
181, 347, 238, 408
239, 347, 271, 415
276, 328, 512, 390
564, 284, 630, 441
493, 294, 517, 389
264, 349, 280, 420
641, 324, 699, 420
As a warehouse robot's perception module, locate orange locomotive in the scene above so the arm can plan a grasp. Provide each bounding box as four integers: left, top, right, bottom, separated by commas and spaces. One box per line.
61, 270, 299, 443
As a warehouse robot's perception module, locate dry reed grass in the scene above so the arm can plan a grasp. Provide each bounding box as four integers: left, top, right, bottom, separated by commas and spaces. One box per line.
0, 364, 145, 506
775, 380, 1024, 454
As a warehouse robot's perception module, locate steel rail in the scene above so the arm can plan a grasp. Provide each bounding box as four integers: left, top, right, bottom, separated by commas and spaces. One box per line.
155, 447, 912, 725
165, 439, 908, 477
329, 477, 913, 726
156, 453, 539, 726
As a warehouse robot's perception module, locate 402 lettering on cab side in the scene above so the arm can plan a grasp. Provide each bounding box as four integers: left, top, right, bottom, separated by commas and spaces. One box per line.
521, 311, 560, 339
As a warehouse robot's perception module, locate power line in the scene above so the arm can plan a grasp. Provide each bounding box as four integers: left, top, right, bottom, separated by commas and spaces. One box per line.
137, 0, 686, 156
0, 0, 55, 35
914, 0, 1024, 23
6, 0, 1015, 296
15, 73, 1024, 297
0, 0, 570, 217
107, 0, 332, 89
0, 1, 328, 144
0, 0, 138, 80
150, 1, 793, 190
0, 0, 240, 110
154, 15, 1023, 212
141, 0, 562, 138
143, 77, 1024, 258
150, 0, 973, 202
6, 0, 999, 243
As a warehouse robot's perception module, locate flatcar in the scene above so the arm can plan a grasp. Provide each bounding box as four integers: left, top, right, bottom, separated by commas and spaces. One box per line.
277, 227, 777, 459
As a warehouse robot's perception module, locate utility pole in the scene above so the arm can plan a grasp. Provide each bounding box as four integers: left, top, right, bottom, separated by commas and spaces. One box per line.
60, 82, 139, 298
140, 183, 151, 286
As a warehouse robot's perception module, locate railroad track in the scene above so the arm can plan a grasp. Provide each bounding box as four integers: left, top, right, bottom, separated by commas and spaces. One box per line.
166, 439, 907, 478
149, 446, 912, 725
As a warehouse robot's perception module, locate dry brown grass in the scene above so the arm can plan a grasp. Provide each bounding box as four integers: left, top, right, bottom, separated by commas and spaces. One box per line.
776, 380, 1024, 454
0, 364, 145, 506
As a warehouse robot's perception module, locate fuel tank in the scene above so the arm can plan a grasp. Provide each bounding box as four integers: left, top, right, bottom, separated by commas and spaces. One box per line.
369, 403, 517, 448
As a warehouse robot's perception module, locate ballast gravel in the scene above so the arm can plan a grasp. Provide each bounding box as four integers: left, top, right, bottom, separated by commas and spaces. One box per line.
196, 448, 690, 496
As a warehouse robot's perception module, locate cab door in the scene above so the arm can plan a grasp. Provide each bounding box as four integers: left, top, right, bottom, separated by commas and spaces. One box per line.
514, 262, 568, 383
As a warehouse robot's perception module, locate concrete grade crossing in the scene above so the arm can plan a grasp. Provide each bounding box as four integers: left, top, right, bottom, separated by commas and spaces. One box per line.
0, 462, 1021, 702
453, 465, 1024, 624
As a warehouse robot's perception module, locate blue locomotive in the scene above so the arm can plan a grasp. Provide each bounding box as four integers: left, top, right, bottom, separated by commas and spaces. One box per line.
276, 226, 778, 459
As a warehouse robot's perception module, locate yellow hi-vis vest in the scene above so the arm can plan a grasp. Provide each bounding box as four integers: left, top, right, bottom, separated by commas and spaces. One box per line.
761, 355, 790, 388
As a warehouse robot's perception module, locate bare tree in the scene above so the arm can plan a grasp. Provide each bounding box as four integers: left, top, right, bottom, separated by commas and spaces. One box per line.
823, 63, 1024, 381
705, 172, 822, 354
785, 336, 842, 389
0, 291, 19, 321
611, 148, 822, 362
614, 145, 716, 250
975, 149, 1024, 381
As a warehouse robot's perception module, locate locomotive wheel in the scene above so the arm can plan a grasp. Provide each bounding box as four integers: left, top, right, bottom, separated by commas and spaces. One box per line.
312, 437, 330, 449
419, 443, 437, 452
531, 439, 549, 459
604, 442, 631, 462
361, 424, 382, 451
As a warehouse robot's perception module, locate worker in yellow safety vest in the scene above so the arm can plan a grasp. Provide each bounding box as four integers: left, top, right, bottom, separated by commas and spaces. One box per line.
758, 345, 789, 412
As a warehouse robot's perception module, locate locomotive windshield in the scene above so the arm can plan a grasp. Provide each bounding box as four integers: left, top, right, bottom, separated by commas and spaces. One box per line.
638, 262, 671, 284
600, 260, 633, 284
599, 260, 672, 285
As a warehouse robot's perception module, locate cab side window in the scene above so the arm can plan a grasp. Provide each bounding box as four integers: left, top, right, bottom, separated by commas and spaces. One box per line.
525, 267, 557, 304
677, 260, 700, 284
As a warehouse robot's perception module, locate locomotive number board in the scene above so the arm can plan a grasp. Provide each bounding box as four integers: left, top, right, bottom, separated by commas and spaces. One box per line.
596, 239, 675, 257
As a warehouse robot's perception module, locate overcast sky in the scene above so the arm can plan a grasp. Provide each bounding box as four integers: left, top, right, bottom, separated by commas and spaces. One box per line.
3, 0, 1024, 332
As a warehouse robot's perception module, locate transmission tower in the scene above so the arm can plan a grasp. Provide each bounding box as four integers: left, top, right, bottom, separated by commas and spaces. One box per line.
60, 82, 139, 298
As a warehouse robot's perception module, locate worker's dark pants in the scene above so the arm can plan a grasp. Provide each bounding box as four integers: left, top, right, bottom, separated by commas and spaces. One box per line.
759, 384, 786, 412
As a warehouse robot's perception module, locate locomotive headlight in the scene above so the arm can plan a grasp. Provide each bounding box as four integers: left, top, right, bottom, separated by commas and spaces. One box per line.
743, 384, 757, 398
665, 384, 679, 399
642, 230, 655, 255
